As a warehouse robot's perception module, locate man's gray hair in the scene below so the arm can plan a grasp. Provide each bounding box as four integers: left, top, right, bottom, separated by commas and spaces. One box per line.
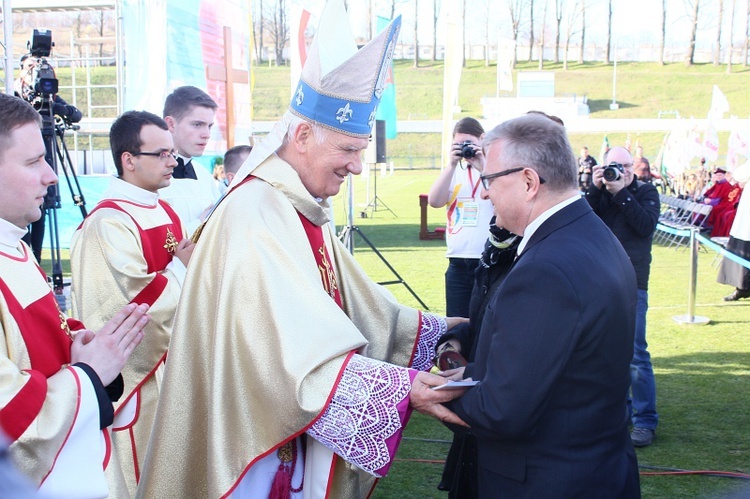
282, 113, 330, 147
483, 113, 577, 191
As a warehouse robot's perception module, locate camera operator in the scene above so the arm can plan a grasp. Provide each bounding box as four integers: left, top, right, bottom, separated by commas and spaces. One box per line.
428, 117, 494, 318
15, 53, 82, 262
585, 145, 661, 448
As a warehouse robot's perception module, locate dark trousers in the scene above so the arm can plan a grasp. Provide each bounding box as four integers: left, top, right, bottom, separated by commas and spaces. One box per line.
445, 257, 479, 317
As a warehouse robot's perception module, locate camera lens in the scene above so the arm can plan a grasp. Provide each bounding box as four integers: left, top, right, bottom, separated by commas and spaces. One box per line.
603, 165, 621, 182
460, 142, 476, 159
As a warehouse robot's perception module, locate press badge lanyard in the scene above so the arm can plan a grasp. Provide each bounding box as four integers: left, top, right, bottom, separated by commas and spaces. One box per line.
467, 167, 481, 199
459, 167, 481, 227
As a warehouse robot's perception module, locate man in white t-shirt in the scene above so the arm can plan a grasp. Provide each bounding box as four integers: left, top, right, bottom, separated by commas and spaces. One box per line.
428, 117, 494, 317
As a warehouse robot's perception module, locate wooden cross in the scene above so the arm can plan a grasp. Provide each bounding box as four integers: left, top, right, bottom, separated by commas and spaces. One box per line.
206, 26, 249, 148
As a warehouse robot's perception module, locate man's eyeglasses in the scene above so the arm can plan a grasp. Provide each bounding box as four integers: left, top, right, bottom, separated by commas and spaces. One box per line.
479, 167, 546, 190
133, 150, 178, 161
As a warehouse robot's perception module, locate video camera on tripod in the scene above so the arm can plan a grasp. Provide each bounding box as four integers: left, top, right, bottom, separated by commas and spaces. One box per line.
21, 29, 59, 103
18, 29, 87, 301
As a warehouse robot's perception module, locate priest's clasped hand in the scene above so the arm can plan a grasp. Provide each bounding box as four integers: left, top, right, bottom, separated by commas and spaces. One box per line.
70, 303, 150, 386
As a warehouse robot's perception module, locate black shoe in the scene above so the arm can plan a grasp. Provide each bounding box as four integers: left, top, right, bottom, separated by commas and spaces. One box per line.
724, 288, 750, 301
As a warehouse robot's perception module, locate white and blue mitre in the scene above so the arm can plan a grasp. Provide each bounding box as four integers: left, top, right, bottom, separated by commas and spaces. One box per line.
289, 0, 401, 138
228, 0, 402, 191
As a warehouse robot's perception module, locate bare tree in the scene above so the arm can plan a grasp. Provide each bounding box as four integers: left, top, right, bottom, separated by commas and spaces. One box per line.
98, 11, 106, 60
659, 0, 666, 65
413, 0, 419, 67
367, 0, 372, 40
685, 0, 700, 66
264, 0, 289, 66
554, 0, 563, 63
253, 0, 264, 63
481, 0, 492, 66
539, 0, 549, 69
605, 0, 612, 64
462, 0, 467, 67
73, 13, 86, 59
744, 0, 750, 65
432, 0, 438, 61
714, 0, 724, 65
562, 0, 582, 69
509, 0, 524, 68
528, 0, 535, 61
578, 0, 586, 63
727, 0, 737, 72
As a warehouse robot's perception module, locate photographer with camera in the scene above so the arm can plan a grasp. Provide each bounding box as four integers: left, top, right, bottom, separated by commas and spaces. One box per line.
585, 145, 661, 448
15, 52, 82, 262
428, 117, 494, 318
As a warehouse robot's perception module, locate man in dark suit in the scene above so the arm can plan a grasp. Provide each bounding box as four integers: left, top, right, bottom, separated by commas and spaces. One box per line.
445, 114, 641, 497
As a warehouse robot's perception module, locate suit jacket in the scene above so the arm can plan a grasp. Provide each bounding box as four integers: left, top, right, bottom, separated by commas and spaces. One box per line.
450, 198, 641, 498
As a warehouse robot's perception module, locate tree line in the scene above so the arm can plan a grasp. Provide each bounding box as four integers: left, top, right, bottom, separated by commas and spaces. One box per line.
252, 0, 750, 69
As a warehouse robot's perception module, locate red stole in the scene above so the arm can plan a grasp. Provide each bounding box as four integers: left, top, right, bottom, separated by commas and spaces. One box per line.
297, 214, 343, 309
0, 252, 82, 441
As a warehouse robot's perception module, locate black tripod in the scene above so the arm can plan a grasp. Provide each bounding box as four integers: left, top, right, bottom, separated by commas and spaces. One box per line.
361, 163, 396, 218
339, 174, 428, 310
37, 98, 87, 303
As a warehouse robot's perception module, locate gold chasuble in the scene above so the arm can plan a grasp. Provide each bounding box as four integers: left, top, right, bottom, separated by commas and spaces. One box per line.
71, 179, 186, 496
137, 155, 421, 498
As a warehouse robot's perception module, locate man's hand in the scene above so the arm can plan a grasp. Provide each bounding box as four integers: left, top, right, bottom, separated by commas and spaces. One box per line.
603, 171, 626, 195
409, 371, 469, 427
591, 165, 604, 189
174, 238, 196, 266
70, 303, 149, 386
438, 366, 466, 382
445, 317, 469, 331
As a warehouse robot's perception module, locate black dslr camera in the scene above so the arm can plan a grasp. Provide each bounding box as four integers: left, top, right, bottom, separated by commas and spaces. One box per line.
603, 162, 625, 182
459, 141, 477, 159
26, 29, 59, 99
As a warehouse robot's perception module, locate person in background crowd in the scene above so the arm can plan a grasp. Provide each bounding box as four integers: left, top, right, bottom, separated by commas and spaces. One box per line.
158, 86, 221, 238
718, 160, 750, 301
428, 117, 493, 317
0, 92, 148, 498
586, 146, 660, 448
70, 110, 194, 495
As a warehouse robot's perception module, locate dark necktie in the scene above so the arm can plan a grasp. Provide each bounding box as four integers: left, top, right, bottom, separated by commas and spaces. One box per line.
174, 157, 198, 180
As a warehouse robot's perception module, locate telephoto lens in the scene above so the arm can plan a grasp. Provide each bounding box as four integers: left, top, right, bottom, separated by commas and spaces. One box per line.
603, 162, 624, 182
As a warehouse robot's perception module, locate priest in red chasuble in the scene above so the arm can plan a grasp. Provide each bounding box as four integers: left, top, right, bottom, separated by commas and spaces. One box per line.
137, 1, 467, 498
71, 111, 195, 495
0, 93, 148, 497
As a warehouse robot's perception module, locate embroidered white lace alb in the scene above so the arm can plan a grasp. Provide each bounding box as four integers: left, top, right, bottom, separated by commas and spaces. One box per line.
411, 313, 447, 371
307, 354, 411, 476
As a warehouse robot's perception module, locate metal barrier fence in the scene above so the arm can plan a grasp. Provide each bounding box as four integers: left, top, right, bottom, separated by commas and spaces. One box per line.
655, 224, 750, 326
